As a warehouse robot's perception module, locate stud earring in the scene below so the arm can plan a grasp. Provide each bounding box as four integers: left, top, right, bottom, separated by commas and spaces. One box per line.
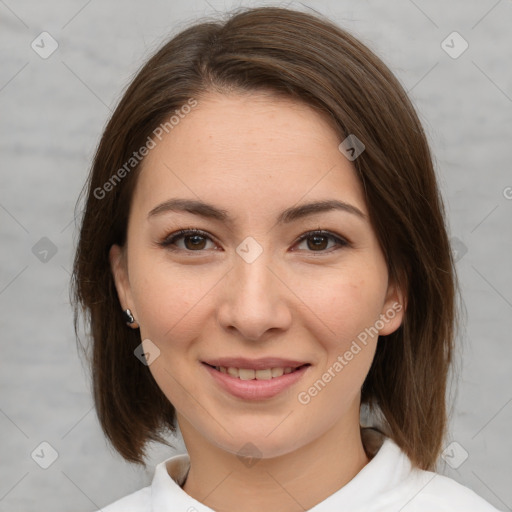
123, 308, 139, 329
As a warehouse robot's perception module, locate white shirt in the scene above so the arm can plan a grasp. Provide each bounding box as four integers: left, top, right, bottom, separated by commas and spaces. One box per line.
96, 431, 502, 511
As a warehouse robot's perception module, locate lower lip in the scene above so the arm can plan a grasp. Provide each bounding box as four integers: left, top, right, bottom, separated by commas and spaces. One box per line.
202, 363, 310, 400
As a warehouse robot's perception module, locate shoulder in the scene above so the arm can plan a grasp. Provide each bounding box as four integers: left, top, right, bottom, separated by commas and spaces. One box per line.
360, 431, 502, 512
412, 470, 502, 511
91, 452, 191, 512
93, 485, 151, 512
388, 465, 503, 511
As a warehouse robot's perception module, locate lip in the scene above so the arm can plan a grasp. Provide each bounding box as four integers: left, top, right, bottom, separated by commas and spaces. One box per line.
202, 362, 311, 400
202, 357, 309, 371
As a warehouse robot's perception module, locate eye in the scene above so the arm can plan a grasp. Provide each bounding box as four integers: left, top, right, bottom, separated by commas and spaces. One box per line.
158, 228, 349, 254
158, 229, 217, 252
293, 230, 349, 252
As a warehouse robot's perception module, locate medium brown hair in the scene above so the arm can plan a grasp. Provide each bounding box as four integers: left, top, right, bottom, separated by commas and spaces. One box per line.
72, 6, 458, 470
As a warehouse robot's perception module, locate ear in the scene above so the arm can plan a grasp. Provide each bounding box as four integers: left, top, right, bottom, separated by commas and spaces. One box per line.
378, 277, 407, 336
109, 244, 136, 317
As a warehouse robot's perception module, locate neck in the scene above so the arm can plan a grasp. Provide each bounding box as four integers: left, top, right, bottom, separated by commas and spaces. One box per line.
179, 415, 370, 512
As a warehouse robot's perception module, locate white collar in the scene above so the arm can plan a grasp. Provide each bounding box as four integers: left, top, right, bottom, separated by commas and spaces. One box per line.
149, 430, 415, 511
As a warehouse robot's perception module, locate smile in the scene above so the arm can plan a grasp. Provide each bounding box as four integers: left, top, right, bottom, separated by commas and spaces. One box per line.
202, 362, 311, 400
206, 364, 309, 380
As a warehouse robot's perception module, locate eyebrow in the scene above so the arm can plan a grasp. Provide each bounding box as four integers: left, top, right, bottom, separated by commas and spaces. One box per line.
147, 198, 366, 224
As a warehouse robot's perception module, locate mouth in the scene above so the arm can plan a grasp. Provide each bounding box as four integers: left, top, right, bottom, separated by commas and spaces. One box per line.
201, 360, 312, 400
202, 362, 311, 381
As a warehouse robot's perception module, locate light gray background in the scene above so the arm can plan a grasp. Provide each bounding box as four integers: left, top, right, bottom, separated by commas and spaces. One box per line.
1, 0, 511, 511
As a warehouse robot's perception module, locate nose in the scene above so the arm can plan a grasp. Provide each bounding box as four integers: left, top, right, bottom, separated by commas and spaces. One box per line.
217, 247, 292, 342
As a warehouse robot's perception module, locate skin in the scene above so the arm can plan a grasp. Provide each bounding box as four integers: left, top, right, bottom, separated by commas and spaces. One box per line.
110, 91, 405, 511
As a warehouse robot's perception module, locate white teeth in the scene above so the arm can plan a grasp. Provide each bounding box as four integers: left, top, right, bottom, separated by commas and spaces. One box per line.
239, 368, 255, 380
227, 367, 239, 377
214, 366, 298, 379
255, 368, 272, 380
271, 367, 284, 377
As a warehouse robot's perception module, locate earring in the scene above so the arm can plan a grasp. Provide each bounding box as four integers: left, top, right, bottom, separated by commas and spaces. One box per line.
123, 308, 139, 329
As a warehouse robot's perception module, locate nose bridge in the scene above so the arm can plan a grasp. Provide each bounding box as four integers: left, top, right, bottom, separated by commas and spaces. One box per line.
232, 234, 274, 291
218, 237, 290, 340
236, 244, 273, 298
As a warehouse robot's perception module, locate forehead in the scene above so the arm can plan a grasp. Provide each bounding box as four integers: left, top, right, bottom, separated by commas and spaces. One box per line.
131, 92, 367, 219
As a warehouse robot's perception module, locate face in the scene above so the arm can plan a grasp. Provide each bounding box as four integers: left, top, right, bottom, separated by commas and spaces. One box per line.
110, 91, 404, 459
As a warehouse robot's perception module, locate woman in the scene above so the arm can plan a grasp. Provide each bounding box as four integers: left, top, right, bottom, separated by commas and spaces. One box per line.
72, 6, 501, 511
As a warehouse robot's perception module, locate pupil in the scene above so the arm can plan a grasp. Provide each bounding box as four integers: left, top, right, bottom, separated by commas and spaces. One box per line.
186, 235, 206, 250
183, 235, 328, 251
309, 236, 327, 250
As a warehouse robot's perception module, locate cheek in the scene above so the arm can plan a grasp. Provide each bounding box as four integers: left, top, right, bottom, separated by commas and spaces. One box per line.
295, 273, 384, 417
129, 254, 219, 344
130, 258, 215, 404
301, 268, 387, 352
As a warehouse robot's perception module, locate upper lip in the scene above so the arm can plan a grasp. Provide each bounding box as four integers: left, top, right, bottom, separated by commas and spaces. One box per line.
202, 358, 310, 370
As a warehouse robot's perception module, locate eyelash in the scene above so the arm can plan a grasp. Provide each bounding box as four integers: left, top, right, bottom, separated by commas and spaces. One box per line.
158, 228, 350, 254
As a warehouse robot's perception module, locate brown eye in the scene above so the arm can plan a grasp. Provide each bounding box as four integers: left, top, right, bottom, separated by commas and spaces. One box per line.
294, 230, 349, 252
159, 229, 216, 252
307, 234, 329, 251
183, 234, 207, 250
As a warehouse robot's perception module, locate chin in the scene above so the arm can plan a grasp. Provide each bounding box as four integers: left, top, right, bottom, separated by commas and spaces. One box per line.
209, 423, 305, 460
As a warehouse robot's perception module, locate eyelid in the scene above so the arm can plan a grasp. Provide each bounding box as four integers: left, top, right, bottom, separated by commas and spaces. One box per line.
158, 228, 218, 251
293, 230, 350, 251
158, 228, 350, 253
